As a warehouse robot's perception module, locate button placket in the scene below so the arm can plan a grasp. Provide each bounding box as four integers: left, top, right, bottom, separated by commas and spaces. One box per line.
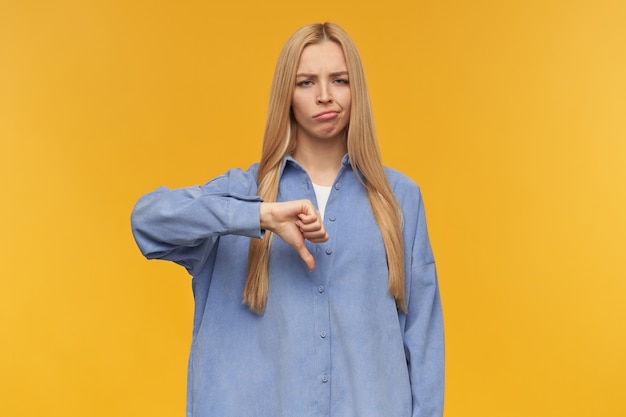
312, 273, 331, 411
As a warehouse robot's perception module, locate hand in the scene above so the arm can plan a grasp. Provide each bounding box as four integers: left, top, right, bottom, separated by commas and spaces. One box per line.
260, 200, 328, 271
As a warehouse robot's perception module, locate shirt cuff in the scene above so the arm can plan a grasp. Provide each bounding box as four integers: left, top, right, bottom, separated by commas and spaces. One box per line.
227, 198, 264, 239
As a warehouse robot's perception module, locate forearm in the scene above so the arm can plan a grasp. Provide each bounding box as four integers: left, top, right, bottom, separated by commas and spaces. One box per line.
406, 263, 445, 417
131, 186, 263, 259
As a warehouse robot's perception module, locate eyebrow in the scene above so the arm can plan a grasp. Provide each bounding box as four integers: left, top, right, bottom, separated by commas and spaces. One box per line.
295, 71, 349, 78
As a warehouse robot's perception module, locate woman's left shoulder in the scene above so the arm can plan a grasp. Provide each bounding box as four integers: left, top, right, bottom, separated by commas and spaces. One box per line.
384, 167, 422, 201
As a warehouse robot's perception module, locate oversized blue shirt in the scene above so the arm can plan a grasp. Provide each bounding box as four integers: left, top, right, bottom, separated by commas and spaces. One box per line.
131, 155, 444, 417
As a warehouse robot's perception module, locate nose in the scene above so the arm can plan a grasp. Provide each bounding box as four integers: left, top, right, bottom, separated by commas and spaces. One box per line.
317, 84, 333, 104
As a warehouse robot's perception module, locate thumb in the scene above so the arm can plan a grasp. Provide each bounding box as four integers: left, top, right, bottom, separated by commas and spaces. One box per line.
294, 242, 315, 271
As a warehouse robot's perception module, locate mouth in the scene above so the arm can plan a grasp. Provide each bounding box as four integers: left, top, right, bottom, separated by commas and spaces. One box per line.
313, 110, 339, 120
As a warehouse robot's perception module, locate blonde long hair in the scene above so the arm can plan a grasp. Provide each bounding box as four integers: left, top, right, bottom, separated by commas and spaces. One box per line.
244, 22, 406, 314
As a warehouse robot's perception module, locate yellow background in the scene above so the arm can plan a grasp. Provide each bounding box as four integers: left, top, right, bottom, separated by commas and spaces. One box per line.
1, 0, 625, 416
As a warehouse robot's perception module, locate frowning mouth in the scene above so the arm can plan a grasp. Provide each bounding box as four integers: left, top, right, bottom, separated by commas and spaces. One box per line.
313, 110, 339, 120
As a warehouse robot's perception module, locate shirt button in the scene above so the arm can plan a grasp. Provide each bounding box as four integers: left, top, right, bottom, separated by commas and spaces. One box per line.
321, 374, 329, 383
328, 215, 336, 222
320, 331, 327, 338
318, 285, 325, 293
334, 183, 341, 190
325, 248, 332, 255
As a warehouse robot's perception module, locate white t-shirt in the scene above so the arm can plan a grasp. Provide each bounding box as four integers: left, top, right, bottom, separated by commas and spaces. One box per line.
312, 183, 332, 220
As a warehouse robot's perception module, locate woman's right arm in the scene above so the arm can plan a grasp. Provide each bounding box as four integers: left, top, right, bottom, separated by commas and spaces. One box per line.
131, 167, 329, 273
130, 169, 263, 272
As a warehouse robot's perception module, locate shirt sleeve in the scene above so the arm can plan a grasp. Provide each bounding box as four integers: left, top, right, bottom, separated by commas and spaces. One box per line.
403, 189, 445, 417
130, 168, 263, 273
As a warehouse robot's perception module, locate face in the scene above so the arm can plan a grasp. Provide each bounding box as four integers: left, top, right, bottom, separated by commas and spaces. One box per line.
292, 41, 352, 145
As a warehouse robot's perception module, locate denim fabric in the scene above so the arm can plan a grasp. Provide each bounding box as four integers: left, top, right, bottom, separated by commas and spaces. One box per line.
131, 155, 444, 417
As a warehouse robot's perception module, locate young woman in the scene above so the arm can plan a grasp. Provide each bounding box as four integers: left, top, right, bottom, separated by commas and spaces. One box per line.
131, 22, 444, 417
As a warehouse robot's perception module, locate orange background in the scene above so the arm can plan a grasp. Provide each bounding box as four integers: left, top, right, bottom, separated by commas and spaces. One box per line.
1, 1, 625, 416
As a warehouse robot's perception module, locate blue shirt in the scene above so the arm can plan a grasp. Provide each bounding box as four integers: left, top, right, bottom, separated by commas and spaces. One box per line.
131, 155, 444, 417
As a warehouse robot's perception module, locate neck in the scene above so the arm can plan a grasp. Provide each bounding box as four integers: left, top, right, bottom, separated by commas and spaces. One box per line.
292, 137, 347, 186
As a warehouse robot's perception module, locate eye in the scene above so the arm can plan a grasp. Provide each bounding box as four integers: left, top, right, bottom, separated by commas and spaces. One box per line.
296, 80, 313, 87
334, 78, 349, 85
